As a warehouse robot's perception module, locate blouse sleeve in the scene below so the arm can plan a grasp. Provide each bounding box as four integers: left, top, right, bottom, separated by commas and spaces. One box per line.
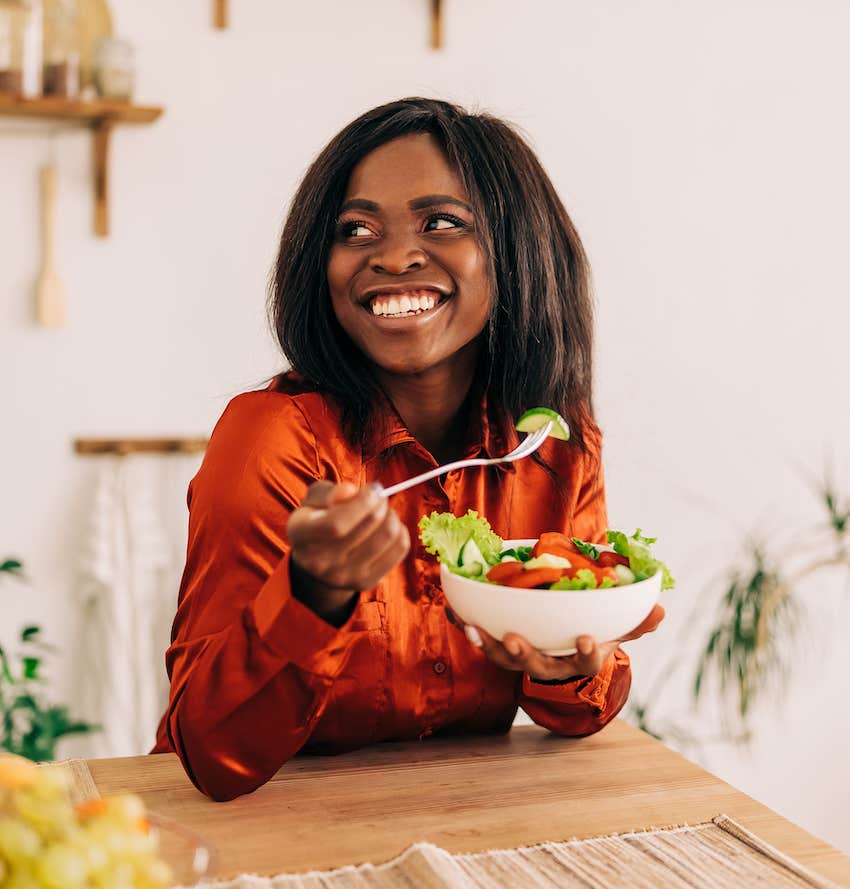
160, 392, 370, 800
518, 429, 633, 735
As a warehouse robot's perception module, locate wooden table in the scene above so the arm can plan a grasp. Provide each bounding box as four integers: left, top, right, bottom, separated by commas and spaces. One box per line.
88, 720, 850, 885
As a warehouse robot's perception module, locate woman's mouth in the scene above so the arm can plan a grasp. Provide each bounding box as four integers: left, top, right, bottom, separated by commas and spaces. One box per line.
365, 289, 449, 319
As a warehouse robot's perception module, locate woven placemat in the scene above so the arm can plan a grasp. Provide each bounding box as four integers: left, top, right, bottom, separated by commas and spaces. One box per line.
201, 815, 841, 889
41, 758, 101, 806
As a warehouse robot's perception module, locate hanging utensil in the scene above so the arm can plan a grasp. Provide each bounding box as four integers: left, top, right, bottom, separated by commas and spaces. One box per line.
35, 162, 65, 327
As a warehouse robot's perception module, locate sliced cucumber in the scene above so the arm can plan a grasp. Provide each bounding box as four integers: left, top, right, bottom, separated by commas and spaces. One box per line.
516, 408, 570, 441
614, 564, 636, 585
523, 553, 572, 571
458, 537, 485, 570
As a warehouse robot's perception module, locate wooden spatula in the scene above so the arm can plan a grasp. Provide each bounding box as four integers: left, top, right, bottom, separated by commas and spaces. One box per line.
35, 163, 65, 327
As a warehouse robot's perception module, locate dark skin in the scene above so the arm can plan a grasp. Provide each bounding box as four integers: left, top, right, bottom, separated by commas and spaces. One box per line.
287, 133, 664, 677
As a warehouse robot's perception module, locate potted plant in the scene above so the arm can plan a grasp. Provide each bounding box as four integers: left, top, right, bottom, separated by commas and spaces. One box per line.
0, 557, 97, 761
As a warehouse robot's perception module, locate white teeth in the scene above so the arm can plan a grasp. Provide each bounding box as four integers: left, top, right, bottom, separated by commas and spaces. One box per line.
368, 290, 444, 317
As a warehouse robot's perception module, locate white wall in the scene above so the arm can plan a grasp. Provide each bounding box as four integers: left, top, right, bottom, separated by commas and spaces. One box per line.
2, 0, 849, 853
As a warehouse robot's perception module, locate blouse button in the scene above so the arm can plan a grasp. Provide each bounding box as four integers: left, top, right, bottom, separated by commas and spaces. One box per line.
433, 659, 447, 676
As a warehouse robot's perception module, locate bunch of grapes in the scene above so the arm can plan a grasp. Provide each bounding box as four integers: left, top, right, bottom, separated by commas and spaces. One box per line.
0, 753, 173, 889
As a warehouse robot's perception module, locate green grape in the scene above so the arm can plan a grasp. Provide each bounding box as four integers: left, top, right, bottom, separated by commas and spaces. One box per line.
29, 767, 70, 801
90, 859, 135, 889
0, 817, 42, 863
70, 831, 110, 872
106, 796, 146, 825
10, 791, 73, 838
35, 843, 90, 889
4, 866, 42, 889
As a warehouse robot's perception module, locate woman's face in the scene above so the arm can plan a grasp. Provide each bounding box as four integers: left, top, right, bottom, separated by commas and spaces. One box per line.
327, 133, 492, 377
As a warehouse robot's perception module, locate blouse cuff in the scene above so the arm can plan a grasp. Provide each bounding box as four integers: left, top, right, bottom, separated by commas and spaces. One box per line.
249, 549, 368, 679
522, 648, 630, 712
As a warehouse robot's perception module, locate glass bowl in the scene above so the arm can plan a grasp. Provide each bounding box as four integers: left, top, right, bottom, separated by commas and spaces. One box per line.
148, 812, 216, 886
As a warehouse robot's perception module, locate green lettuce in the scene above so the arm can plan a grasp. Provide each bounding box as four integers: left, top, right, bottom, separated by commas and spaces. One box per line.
498, 545, 534, 563
571, 537, 602, 559
418, 510, 503, 577
606, 528, 675, 590
550, 569, 615, 590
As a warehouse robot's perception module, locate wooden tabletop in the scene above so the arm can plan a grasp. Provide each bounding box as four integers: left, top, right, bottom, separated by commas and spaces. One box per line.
87, 720, 850, 885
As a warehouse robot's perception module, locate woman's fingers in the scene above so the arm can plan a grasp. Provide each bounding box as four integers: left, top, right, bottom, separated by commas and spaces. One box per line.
464, 605, 667, 681
472, 628, 584, 681
296, 482, 385, 541
288, 481, 406, 591
346, 508, 410, 589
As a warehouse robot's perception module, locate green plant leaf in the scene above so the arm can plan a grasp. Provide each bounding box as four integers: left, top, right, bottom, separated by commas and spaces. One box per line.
0, 558, 23, 575
20, 626, 41, 643
21, 657, 41, 681
0, 646, 13, 684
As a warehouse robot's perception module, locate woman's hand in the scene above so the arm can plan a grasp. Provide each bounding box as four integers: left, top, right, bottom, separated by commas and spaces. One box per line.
464, 605, 665, 681
288, 481, 410, 625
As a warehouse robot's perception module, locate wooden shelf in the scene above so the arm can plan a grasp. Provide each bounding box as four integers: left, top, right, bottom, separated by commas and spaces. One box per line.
74, 437, 208, 456
0, 95, 164, 237
0, 95, 162, 124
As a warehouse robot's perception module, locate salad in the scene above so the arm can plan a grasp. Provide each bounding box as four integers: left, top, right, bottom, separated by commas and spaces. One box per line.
418, 510, 675, 591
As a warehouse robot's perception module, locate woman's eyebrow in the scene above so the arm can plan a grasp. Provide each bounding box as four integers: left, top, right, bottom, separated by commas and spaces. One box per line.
408, 194, 472, 212
339, 198, 380, 214
338, 195, 473, 215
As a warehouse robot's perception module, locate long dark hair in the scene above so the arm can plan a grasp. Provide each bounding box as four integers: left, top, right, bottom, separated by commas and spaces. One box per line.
269, 97, 596, 451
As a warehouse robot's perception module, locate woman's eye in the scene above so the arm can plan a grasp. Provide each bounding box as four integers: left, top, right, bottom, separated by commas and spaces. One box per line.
338, 220, 374, 238
424, 213, 465, 232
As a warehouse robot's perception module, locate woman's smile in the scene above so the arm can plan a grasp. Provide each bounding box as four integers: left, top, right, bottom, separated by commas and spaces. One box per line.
361, 284, 452, 323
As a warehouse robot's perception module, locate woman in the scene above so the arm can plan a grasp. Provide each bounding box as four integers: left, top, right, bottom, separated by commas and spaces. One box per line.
153, 97, 664, 801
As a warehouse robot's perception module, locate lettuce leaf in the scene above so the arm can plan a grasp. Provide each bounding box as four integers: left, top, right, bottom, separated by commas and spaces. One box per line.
571, 537, 602, 559
418, 510, 503, 570
499, 545, 534, 563
606, 528, 675, 590
550, 568, 615, 590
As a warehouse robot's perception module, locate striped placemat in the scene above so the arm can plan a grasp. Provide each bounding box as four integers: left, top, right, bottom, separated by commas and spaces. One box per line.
42, 758, 101, 805
198, 816, 840, 889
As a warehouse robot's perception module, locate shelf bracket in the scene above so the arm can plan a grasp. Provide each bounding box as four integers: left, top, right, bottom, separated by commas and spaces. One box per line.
430, 0, 443, 49
92, 118, 114, 237
214, 0, 228, 29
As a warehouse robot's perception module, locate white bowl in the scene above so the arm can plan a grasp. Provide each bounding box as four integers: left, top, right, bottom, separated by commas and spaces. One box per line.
440, 539, 662, 655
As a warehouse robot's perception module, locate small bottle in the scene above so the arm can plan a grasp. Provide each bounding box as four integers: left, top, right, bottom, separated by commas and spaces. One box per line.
94, 36, 134, 102
0, 0, 42, 98
42, 0, 80, 98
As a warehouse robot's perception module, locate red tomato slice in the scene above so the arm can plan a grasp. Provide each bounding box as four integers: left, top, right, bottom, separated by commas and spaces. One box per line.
501, 567, 565, 589
597, 551, 629, 569
532, 532, 578, 559
486, 562, 525, 584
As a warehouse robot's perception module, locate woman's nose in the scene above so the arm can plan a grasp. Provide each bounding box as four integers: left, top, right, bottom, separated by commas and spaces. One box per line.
369, 233, 428, 274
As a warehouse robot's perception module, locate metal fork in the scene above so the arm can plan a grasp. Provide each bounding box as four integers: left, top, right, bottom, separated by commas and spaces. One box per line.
375, 422, 553, 498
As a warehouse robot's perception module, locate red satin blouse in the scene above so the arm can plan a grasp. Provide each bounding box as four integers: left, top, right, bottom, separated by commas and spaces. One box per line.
152, 375, 631, 800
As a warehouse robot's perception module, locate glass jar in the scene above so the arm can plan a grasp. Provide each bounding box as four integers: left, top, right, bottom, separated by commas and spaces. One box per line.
94, 35, 134, 101
42, 0, 79, 97
0, 0, 42, 98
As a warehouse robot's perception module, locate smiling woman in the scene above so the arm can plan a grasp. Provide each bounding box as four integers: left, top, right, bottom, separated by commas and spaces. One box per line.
152, 98, 663, 801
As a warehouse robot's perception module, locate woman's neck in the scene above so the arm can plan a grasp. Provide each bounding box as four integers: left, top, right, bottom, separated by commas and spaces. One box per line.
374, 342, 481, 464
